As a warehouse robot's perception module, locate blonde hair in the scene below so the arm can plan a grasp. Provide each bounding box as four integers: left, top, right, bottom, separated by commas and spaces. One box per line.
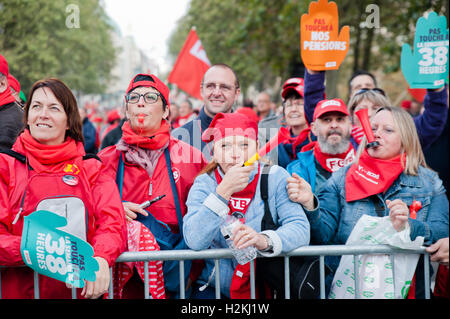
348, 90, 391, 118
355, 106, 427, 175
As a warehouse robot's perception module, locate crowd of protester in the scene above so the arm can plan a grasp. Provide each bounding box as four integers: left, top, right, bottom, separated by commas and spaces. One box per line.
0, 47, 448, 300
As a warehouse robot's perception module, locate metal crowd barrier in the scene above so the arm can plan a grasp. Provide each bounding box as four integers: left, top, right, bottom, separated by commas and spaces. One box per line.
0, 245, 430, 299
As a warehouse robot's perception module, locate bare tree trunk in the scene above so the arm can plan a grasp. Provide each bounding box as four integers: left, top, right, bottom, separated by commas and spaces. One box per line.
325, 69, 339, 99
353, 1, 366, 71
362, 26, 375, 71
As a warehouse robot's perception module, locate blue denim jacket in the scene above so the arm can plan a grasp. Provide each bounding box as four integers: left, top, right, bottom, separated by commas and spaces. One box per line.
305, 164, 449, 298
306, 164, 449, 273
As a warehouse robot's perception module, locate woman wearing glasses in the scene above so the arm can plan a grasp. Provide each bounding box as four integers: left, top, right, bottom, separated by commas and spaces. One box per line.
98, 74, 207, 298
304, 69, 448, 151
273, 77, 316, 169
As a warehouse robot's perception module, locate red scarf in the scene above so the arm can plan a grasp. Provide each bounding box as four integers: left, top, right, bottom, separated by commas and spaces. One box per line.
14, 129, 85, 173
121, 120, 170, 150
214, 164, 260, 221
0, 87, 16, 106
216, 163, 266, 299
302, 141, 355, 173
112, 220, 165, 299
345, 149, 405, 202
283, 127, 312, 159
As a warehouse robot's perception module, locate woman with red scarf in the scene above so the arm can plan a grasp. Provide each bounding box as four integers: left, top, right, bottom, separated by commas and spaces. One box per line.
287, 106, 449, 298
0, 78, 126, 299
98, 74, 207, 298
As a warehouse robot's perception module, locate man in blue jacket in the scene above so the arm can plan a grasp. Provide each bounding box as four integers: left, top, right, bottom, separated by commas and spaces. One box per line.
287, 98, 354, 194
79, 107, 98, 154
172, 63, 240, 161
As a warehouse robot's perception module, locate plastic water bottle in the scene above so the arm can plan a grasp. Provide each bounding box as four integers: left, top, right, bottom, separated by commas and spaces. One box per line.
220, 215, 257, 265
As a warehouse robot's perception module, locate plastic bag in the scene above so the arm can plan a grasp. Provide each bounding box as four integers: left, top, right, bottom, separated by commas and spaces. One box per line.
329, 215, 424, 299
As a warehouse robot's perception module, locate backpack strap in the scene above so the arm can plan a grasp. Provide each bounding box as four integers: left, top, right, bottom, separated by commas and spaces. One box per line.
83, 153, 102, 162
260, 164, 277, 231
115, 152, 125, 199
163, 148, 184, 235
0, 149, 33, 170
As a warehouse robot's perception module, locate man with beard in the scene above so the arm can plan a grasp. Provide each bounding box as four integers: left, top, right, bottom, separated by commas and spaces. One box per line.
172, 64, 240, 161
286, 98, 354, 194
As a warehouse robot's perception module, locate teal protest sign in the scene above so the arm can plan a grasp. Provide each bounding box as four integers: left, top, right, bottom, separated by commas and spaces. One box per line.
20, 210, 99, 288
401, 12, 449, 89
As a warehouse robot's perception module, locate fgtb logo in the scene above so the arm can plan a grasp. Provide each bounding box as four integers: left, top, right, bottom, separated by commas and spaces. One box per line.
229, 197, 251, 211
325, 150, 355, 172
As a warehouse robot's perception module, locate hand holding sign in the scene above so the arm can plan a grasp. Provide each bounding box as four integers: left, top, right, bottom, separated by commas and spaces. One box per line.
301, 0, 350, 70
401, 12, 449, 89
20, 210, 99, 288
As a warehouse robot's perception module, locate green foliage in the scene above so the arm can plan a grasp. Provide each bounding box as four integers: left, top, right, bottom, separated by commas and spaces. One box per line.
168, 0, 448, 96
0, 0, 116, 95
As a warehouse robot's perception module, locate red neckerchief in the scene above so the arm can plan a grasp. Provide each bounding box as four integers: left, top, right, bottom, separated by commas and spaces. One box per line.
121, 120, 170, 150
218, 163, 269, 299
302, 141, 355, 173
283, 127, 311, 159
345, 149, 405, 202
13, 129, 85, 173
351, 125, 364, 145
214, 164, 260, 222
0, 88, 16, 106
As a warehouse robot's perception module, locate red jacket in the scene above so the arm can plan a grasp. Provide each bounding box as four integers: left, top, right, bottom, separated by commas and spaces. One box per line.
0, 142, 127, 299
99, 136, 207, 232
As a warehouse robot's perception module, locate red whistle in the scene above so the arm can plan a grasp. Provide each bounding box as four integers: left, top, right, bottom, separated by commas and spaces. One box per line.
355, 108, 379, 149
137, 114, 145, 124
409, 200, 422, 220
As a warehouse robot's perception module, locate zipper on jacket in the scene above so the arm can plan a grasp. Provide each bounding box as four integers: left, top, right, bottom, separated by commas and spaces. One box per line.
12, 184, 28, 225
199, 266, 216, 292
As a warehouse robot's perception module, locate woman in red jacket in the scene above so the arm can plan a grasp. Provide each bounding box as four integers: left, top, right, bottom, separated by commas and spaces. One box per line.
0, 78, 126, 299
98, 74, 207, 298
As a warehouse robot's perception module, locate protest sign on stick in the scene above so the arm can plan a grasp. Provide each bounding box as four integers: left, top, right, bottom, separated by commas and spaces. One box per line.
21, 210, 99, 288
300, 0, 350, 70
401, 12, 449, 89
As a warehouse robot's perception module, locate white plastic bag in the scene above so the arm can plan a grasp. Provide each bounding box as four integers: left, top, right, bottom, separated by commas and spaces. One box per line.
329, 215, 424, 299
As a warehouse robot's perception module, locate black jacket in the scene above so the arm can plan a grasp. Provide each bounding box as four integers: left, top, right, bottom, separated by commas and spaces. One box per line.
100, 118, 125, 150
0, 101, 24, 150
171, 107, 213, 161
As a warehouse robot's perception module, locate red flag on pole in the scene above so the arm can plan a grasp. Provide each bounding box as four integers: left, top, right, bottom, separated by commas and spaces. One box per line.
168, 28, 211, 100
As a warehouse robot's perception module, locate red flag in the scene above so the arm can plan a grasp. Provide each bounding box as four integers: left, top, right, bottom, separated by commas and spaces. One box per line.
168, 28, 211, 100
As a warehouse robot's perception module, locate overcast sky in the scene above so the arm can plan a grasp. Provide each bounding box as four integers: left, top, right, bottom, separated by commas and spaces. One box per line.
103, 0, 191, 73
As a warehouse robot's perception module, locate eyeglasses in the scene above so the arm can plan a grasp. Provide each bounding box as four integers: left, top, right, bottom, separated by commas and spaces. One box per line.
202, 82, 237, 94
283, 99, 304, 108
126, 92, 161, 104
354, 88, 386, 97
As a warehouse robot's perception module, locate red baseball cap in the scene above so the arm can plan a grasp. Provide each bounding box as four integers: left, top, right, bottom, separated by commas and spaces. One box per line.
126, 73, 170, 107
0, 54, 9, 76
107, 109, 121, 123
281, 77, 304, 99
313, 99, 349, 121
202, 112, 258, 143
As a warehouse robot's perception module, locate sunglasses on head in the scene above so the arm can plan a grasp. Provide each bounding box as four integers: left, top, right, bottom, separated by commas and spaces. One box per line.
354, 88, 386, 97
